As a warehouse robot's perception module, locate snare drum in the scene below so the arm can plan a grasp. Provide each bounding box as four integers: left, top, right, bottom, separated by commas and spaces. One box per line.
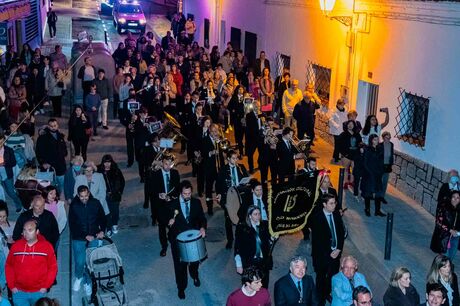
225, 185, 251, 225
176, 230, 207, 263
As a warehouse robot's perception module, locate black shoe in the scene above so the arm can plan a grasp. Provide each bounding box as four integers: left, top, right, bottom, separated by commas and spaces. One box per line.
365, 209, 371, 217
193, 278, 201, 287
143, 202, 149, 209
151, 221, 157, 227
98, 122, 102, 127
103, 126, 109, 130
208, 210, 213, 216
225, 241, 233, 249
160, 249, 167, 257
375, 211, 387, 217
381, 197, 388, 204
93, 132, 98, 136
178, 290, 185, 299
127, 163, 133, 168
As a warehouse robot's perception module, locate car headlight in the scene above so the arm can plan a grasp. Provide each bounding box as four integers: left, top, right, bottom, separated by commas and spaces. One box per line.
139, 19, 146, 25
118, 18, 126, 24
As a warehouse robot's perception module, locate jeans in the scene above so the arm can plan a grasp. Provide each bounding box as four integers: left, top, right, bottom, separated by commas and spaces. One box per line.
445, 236, 459, 261
98, 98, 109, 126
72, 239, 99, 284
379, 172, 390, 198
107, 199, 120, 226
13, 291, 45, 306
2, 178, 23, 209
88, 110, 99, 135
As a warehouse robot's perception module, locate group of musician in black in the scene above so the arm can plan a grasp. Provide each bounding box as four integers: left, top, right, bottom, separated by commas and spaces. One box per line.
129, 88, 345, 304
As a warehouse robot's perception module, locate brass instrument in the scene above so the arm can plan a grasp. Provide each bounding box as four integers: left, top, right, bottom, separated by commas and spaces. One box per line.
290, 135, 311, 163
159, 111, 188, 140
150, 134, 179, 171
243, 97, 258, 115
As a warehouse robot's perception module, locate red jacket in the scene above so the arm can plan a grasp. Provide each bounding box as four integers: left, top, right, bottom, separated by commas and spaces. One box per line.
6, 234, 58, 292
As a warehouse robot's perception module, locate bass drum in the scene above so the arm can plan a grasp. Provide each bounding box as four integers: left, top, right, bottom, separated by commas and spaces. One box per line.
225, 185, 251, 225
176, 229, 207, 263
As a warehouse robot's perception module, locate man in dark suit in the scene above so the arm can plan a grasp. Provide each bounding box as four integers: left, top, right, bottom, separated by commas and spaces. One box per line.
167, 180, 207, 300
258, 116, 279, 187
200, 123, 224, 215
276, 127, 302, 182
245, 101, 261, 173
274, 255, 319, 306
142, 133, 161, 220
293, 96, 320, 143
238, 179, 268, 224
311, 194, 346, 305
254, 51, 271, 77
145, 154, 180, 257
216, 149, 248, 249
199, 80, 220, 123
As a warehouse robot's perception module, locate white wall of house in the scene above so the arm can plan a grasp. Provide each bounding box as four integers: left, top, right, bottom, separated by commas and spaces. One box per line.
184, 0, 460, 171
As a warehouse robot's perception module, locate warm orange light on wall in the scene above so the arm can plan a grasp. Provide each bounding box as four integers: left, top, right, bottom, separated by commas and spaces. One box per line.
319, 0, 337, 14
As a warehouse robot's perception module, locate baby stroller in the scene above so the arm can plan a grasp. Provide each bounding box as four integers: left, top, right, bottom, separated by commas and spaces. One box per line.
83, 238, 127, 306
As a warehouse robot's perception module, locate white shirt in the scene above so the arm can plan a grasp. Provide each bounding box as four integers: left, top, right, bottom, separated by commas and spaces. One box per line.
253, 194, 267, 221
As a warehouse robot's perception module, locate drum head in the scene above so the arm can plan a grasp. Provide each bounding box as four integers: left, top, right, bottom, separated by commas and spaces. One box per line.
226, 187, 242, 225
177, 229, 201, 242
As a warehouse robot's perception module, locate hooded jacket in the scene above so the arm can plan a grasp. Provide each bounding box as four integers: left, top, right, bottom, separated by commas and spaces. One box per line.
6, 234, 57, 292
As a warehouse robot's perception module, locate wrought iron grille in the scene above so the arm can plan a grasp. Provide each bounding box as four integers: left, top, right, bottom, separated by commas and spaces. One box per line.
394, 88, 430, 148
306, 61, 331, 107
275, 52, 291, 78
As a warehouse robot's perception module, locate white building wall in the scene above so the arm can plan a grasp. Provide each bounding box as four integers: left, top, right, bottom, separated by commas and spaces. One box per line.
185, 0, 460, 172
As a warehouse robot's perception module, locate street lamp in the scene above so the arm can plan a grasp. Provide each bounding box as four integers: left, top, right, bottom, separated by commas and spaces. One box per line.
319, 0, 353, 26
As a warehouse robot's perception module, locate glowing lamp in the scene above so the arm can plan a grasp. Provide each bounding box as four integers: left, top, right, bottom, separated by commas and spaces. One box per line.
139, 19, 146, 25
319, 0, 336, 14
118, 18, 126, 24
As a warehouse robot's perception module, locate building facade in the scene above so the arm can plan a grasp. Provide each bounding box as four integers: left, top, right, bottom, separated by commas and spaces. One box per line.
0, 0, 50, 56
184, 0, 460, 214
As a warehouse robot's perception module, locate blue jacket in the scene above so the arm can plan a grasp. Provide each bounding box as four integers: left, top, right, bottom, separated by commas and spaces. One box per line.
331, 271, 370, 306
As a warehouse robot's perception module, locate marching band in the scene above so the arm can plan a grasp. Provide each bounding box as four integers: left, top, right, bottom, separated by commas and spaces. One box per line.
120, 78, 317, 300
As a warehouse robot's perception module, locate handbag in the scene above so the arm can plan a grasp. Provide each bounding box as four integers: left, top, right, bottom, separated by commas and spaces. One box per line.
85, 127, 93, 137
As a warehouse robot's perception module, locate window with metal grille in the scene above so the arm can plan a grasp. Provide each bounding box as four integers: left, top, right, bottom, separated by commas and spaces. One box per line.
25, 0, 38, 42
395, 88, 430, 148
306, 61, 331, 107
275, 52, 291, 78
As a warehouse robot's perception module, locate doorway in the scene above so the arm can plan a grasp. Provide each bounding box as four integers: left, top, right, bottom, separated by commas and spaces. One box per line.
356, 80, 380, 122
230, 27, 241, 50
244, 31, 257, 67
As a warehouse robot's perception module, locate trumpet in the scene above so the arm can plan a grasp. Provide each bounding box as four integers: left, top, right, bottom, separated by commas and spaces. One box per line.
263, 126, 279, 147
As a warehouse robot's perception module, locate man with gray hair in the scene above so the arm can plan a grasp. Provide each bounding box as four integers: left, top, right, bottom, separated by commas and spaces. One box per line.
331, 256, 371, 306
274, 256, 319, 305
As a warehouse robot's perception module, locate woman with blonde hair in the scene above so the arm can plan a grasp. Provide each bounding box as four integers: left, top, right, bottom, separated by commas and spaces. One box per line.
427, 254, 459, 306
73, 161, 109, 216
383, 266, 420, 306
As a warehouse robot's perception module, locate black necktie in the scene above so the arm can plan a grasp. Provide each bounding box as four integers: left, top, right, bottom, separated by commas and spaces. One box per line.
185, 201, 190, 223
255, 226, 262, 258
349, 278, 355, 291
257, 198, 262, 209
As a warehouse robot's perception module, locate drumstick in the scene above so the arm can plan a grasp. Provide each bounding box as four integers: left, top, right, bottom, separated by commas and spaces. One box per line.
169, 210, 179, 228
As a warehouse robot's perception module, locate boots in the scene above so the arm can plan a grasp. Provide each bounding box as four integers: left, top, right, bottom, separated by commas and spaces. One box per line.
364, 198, 371, 217
375, 198, 387, 217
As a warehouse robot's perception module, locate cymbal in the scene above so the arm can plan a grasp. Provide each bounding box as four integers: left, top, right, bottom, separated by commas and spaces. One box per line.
164, 111, 181, 129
